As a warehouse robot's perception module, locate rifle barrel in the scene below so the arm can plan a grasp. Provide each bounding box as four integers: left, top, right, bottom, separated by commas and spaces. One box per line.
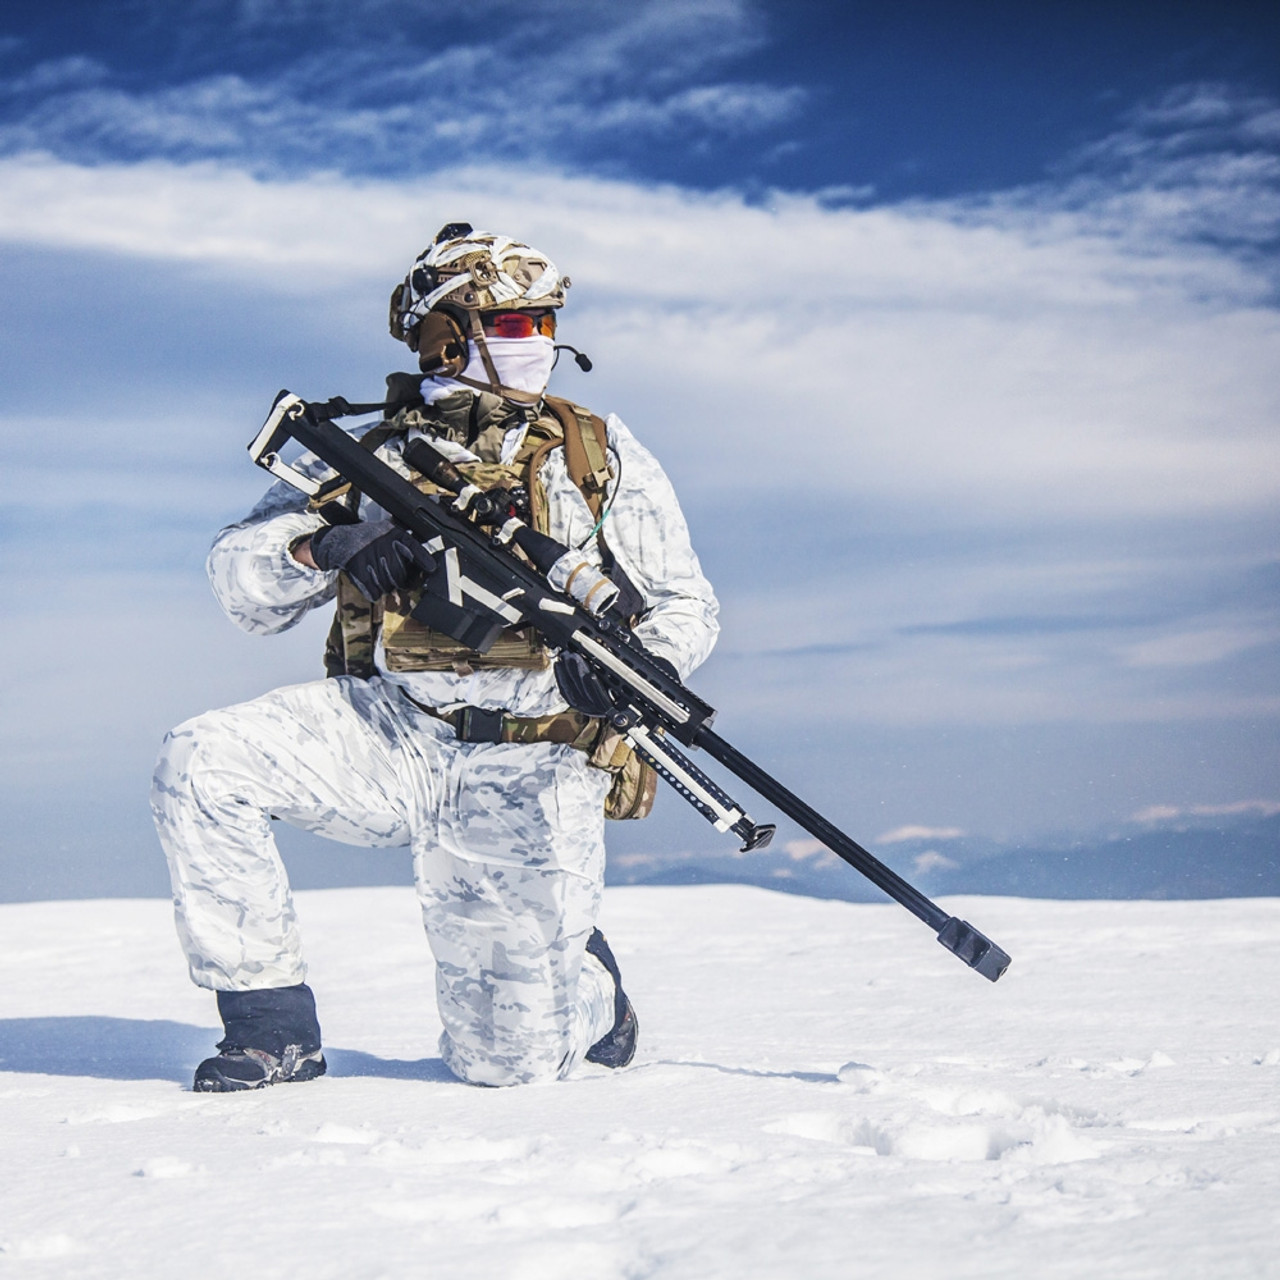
694, 728, 948, 929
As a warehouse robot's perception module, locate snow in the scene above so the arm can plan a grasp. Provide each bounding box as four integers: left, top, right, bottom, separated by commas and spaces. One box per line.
2, 885, 1278, 1279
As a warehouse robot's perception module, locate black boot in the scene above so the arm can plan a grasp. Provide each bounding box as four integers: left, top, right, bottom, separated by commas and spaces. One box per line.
584, 929, 638, 1069
194, 983, 327, 1092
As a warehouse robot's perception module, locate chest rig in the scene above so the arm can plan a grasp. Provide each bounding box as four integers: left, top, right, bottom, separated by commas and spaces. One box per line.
317, 390, 614, 680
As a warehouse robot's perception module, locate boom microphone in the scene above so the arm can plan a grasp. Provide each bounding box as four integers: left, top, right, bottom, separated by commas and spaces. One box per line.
553, 344, 593, 372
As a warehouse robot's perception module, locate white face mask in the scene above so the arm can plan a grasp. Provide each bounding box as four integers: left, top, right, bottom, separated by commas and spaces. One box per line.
425, 335, 556, 403
476, 334, 556, 395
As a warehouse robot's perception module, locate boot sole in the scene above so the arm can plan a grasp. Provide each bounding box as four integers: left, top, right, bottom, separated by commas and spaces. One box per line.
193, 1054, 327, 1093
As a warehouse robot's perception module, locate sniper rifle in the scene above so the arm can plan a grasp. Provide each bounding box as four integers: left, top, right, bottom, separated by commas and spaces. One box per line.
249, 390, 1012, 983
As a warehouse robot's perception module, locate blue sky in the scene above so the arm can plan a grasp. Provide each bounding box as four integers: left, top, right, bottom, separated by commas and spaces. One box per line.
3, 0, 1278, 196
1, 1, 1277, 898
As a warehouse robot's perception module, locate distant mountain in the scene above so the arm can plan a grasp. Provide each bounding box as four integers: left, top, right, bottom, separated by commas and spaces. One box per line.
8, 798, 1273, 904
606, 814, 1280, 902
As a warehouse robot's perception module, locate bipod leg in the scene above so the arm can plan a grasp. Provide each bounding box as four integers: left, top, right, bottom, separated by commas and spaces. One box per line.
626, 721, 775, 853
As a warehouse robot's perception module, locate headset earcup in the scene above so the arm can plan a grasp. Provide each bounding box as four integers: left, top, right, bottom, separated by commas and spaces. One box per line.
414, 311, 470, 376
388, 280, 410, 342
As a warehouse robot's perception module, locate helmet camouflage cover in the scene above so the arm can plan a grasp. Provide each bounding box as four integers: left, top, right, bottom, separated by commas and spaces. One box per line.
389, 222, 569, 346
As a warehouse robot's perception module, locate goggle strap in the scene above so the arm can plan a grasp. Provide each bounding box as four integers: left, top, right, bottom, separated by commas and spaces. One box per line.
468, 312, 505, 391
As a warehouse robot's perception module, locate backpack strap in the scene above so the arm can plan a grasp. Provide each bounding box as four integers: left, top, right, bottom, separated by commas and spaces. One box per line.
540, 396, 644, 620
542, 395, 612, 520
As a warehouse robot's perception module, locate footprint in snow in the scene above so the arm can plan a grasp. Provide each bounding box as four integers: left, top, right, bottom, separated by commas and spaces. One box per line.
134, 1156, 197, 1178
1, 1234, 83, 1259
766, 1105, 1101, 1164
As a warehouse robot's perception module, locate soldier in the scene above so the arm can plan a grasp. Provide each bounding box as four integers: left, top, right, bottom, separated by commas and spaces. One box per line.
151, 225, 719, 1090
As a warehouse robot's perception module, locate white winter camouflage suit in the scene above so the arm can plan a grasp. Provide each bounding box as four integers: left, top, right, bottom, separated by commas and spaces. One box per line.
151, 404, 719, 1085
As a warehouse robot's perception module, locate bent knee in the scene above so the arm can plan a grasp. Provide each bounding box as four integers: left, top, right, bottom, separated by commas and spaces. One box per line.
152, 707, 255, 808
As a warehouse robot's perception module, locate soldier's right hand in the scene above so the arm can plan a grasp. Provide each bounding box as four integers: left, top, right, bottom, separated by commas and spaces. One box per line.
309, 519, 437, 601
554, 651, 619, 717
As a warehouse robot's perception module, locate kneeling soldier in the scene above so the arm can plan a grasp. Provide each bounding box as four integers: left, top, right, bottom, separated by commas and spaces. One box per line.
151, 224, 719, 1090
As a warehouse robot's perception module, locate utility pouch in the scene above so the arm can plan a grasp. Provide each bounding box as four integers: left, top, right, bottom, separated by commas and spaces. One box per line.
590, 727, 659, 821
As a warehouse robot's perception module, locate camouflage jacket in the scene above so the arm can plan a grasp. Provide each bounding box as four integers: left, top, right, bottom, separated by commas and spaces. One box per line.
206, 390, 720, 717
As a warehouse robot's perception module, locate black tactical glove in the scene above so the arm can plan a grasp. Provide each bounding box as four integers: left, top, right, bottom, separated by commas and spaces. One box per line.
309, 519, 436, 601
555, 650, 679, 718
555, 651, 617, 717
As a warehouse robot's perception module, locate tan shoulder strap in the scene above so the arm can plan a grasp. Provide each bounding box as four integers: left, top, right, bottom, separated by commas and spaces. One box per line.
542, 395, 612, 519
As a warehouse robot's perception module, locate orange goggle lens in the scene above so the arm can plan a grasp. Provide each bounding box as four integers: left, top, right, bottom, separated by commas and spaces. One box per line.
482, 310, 556, 339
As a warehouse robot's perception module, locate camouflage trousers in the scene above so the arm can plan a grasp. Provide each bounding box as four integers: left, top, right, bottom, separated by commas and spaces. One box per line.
151, 676, 617, 1086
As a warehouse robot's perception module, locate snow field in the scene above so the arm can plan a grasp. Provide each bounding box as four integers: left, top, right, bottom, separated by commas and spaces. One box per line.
1, 885, 1278, 1279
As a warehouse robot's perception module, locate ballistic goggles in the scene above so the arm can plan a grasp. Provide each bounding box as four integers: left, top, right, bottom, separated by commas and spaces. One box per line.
481, 310, 557, 339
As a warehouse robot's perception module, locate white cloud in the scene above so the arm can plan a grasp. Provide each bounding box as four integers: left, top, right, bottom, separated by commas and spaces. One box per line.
782, 839, 831, 861
912, 850, 960, 874
0, 131, 1276, 535
875, 826, 965, 845
1130, 800, 1280, 824
649, 82, 805, 132
0, 0, 789, 172
1119, 625, 1279, 669
1, 85, 1277, 749
1044, 84, 1280, 250
4, 55, 107, 94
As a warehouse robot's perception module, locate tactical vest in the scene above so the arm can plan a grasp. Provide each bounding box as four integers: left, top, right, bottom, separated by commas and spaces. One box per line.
312, 389, 657, 821
319, 392, 615, 680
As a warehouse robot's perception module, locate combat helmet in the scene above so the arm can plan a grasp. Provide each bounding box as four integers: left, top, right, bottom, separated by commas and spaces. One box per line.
389, 223, 569, 404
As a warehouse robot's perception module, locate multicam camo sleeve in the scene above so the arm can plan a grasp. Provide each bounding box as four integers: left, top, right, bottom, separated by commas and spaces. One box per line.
207, 476, 335, 636
600, 416, 720, 678
537, 415, 720, 680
